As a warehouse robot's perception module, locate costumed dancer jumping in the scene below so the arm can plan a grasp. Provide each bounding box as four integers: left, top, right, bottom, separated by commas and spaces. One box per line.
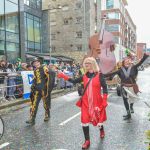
57, 57, 108, 149
105, 50, 149, 120
26, 58, 55, 125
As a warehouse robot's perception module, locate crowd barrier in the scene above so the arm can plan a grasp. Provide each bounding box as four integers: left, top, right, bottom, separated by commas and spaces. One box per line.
0, 71, 76, 104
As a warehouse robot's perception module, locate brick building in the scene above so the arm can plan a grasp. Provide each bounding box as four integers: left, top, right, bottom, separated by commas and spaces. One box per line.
101, 0, 136, 61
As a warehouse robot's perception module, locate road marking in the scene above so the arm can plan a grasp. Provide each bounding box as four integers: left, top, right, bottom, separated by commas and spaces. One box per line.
59, 94, 112, 126
52, 149, 68, 150
0, 142, 10, 149
59, 112, 81, 126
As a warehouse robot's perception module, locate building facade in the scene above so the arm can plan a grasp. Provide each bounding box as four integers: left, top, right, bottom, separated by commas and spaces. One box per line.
101, 0, 136, 61
43, 0, 101, 62
0, 0, 49, 62
136, 43, 147, 60
0, 0, 20, 61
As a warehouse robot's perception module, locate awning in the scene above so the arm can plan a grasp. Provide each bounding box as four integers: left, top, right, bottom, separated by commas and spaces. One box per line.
26, 53, 74, 62
26, 53, 59, 61
42, 55, 59, 61
54, 56, 74, 62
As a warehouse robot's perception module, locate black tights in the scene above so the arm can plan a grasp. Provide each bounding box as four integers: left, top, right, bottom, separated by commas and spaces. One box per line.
123, 96, 130, 111
122, 89, 133, 112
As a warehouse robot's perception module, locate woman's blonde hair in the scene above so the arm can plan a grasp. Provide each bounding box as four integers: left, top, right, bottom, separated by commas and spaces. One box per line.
83, 57, 100, 73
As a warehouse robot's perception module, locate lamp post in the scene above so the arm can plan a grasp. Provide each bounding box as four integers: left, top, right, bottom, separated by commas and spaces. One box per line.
48, 4, 62, 64
83, 0, 86, 53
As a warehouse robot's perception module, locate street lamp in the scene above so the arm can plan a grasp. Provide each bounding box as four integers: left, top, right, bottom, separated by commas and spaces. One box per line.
48, 4, 62, 64
83, 0, 86, 53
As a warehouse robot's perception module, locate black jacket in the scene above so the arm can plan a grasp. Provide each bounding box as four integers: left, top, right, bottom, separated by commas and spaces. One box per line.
104, 53, 149, 84
68, 72, 108, 94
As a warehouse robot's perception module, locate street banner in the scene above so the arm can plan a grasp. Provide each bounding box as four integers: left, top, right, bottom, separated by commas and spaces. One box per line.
21, 71, 34, 99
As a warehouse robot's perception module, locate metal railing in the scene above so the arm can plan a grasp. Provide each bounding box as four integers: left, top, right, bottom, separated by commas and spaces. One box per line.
0, 72, 77, 104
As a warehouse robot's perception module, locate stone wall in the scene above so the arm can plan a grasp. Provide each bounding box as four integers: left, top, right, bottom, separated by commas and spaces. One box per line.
52, 50, 86, 63
46, 0, 101, 61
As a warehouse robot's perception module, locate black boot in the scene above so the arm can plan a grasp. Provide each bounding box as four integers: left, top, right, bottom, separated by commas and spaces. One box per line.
82, 126, 90, 141
100, 125, 105, 138
130, 103, 134, 113
26, 111, 35, 125
82, 126, 90, 149
44, 110, 50, 122
26, 117, 35, 125
123, 110, 131, 120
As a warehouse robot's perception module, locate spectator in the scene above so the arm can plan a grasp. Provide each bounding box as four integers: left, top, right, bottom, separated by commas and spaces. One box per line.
6, 63, 16, 100
0, 60, 7, 100
26, 64, 33, 71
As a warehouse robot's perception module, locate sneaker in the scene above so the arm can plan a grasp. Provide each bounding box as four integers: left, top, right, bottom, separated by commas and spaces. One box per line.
82, 140, 90, 149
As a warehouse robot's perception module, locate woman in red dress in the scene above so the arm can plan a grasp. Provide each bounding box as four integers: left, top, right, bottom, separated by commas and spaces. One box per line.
57, 57, 108, 149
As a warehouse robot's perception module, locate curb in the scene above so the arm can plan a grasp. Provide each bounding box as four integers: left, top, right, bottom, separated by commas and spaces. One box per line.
0, 89, 64, 110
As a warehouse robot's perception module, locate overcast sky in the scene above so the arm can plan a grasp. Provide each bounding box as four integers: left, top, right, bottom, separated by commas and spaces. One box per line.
127, 0, 150, 47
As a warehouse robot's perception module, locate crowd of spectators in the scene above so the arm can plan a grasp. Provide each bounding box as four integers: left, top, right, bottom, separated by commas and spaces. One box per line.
0, 59, 82, 103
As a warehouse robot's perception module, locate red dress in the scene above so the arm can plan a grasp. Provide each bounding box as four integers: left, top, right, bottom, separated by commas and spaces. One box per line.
81, 73, 107, 126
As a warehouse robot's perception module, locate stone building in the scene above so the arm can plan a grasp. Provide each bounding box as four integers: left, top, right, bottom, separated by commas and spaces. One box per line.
43, 0, 101, 63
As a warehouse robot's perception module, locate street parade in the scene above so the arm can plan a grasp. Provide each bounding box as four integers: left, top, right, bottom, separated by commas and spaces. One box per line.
0, 0, 150, 150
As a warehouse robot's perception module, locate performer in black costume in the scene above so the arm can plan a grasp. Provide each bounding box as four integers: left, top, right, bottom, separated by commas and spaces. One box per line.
105, 53, 149, 120
26, 58, 55, 125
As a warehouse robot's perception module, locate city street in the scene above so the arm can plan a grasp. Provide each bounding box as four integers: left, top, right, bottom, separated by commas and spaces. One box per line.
0, 68, 150, 150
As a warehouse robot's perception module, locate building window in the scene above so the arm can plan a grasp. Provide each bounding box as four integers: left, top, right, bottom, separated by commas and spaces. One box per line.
105, 24, 119, 32
106, 0, 114, 9
0, 0, 20, 61
113, 36, 119, 44
76, 17, 82, 24
76, 31, 82, 38
51, 33, 56, 40
0, 40, 5, 55
64, 18, 69, 25
51, 46, 56, 52
50, 21, 56, 26
9, 0, 18, 4
0, 0, 5, 31
107, 12, 119, 19
75, 2, 82, 9
76, 45, 82, 51
24, 0, 42, 9
62, 5, 69, 11
25, 12, 41, 53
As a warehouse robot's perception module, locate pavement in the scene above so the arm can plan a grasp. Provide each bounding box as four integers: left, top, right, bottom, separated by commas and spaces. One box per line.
0, 68, 150, 150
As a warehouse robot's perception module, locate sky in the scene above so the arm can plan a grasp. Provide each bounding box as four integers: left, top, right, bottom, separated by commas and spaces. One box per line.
127, 0, 150, 47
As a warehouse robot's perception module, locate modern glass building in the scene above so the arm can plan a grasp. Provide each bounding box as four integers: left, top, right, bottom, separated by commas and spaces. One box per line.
0, 0, 49, 62
0, 0, 20, 61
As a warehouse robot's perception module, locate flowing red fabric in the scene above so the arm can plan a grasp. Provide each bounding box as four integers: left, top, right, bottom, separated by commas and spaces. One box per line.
81, 74, 107, 126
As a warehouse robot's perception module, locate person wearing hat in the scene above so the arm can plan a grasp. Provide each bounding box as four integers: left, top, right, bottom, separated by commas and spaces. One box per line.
105, 53, 149, 120
26, 58, 55, 125
15, 58, 22, 71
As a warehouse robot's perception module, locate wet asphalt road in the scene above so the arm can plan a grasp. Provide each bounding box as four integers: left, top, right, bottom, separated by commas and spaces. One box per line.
0, 67, 150, 150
